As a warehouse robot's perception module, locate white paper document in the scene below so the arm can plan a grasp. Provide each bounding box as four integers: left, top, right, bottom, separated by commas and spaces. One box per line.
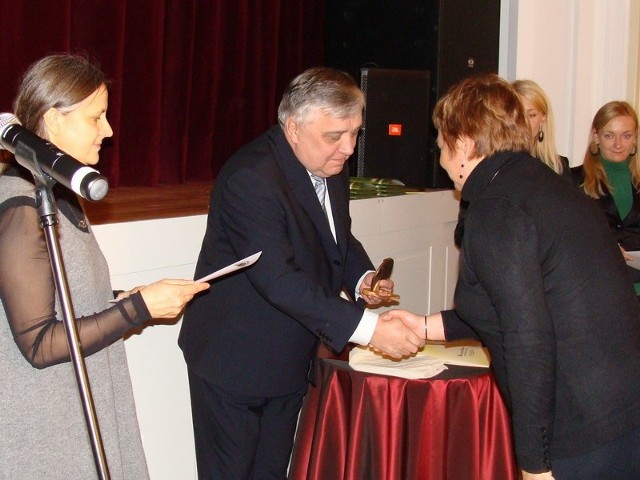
195, 251, 262, 283
349, 346, 448, 379
348, 341, 491, 379
109, 252, 262, 303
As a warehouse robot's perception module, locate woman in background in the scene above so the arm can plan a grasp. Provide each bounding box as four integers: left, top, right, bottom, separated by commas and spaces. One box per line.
512, 79, 571, 180
389, 74, 640, 479
572, 101, 640, 292
0, 54, 208, 479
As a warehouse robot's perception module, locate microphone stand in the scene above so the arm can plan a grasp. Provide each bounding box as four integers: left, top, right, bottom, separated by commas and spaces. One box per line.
19, 145, 111, 480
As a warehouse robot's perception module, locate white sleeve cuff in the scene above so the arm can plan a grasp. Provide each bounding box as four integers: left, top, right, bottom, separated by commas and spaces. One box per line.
348, 309, 379, 345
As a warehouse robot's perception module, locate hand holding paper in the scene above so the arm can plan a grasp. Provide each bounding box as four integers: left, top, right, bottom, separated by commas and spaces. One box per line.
196, 251, 262, 283
622, 249, 640, 270
109, 252, 261, 306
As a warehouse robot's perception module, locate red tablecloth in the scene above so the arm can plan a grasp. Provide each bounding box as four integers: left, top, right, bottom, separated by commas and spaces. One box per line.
289, 358, 518, 480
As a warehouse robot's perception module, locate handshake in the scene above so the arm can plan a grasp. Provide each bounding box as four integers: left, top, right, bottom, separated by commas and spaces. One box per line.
367, 310, 444, 359
359, 267, 444, 359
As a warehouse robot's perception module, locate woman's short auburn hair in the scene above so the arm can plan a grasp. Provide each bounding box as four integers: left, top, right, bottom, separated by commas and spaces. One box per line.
433, 73, 532, 159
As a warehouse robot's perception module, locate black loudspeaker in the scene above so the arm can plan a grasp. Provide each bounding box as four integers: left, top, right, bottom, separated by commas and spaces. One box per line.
435, 0, 501, 99
325, 0, 500, 188
357, 68, 430, 189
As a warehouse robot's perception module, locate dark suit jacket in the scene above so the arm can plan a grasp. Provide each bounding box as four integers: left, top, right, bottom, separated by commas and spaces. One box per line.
571, 165, 640, 250
179, 126, 373, 397
571, 165, 640, 282
447, 151, 640, 473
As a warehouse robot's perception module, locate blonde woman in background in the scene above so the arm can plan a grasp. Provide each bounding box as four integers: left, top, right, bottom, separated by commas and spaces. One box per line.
512, 79, 571, 181
572, 101, 640, 293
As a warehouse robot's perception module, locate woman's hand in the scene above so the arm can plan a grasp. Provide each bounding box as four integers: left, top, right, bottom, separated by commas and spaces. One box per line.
380, 310, 447, 342
521, 469, 554, 480
620, 245, 635, 262
380, 310, 426, 339
138, 279, 209, 319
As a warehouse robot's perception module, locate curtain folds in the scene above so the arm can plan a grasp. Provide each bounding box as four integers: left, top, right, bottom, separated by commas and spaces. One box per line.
0, 0, 325, 186
289, 359, 519, 480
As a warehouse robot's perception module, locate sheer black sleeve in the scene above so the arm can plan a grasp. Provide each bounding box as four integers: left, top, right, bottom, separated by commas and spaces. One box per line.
0, 201, 151, 368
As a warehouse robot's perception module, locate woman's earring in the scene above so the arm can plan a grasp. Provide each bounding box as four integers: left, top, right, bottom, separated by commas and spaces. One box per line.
538, 128, 544, 143
631, 145, 638, 157
459, 163, 464, 179
589, 143, 600, 156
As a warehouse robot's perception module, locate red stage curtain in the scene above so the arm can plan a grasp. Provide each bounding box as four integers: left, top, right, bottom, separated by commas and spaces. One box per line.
0, 0, 325, 186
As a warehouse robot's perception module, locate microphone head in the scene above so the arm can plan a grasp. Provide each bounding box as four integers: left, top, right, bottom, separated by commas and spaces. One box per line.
76, 169, 109, 201
0, 113, 20, 151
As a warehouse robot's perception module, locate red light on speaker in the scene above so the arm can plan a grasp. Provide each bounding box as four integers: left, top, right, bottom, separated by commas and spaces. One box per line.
388, 124, 402, 136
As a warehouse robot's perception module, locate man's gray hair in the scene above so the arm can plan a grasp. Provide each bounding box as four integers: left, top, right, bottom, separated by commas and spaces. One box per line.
277, 67, 364, 128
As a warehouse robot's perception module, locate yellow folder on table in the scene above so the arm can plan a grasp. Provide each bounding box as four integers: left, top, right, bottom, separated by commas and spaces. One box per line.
418, 342, 491, 368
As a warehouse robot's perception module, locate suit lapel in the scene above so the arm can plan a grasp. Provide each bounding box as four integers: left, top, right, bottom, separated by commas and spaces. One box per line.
272, 128, 341, 251
625, 187, 640, 225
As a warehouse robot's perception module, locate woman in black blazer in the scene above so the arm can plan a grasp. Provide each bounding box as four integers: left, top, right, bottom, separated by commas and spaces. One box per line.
389, 75, 640, 480
572, 101, 640, 291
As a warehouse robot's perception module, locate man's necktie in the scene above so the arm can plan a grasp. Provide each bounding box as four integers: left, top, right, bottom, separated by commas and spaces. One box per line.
311, 174, 327, 215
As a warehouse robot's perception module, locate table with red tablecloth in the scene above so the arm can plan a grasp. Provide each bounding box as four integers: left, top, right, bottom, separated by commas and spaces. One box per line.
288, 358, 518, 480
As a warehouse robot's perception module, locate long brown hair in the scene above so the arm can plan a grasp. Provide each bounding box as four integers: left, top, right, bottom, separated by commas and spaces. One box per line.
580, 101, 639, 198
13, 53, 108, 137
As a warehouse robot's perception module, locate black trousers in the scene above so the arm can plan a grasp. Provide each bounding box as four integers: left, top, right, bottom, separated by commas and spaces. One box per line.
187, 368, 306, 480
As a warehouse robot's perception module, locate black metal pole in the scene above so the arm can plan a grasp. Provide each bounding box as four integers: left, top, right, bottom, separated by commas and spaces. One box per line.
34, 181, 111, 480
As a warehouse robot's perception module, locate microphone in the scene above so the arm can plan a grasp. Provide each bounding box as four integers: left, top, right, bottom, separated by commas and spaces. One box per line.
0, 112, 109, 201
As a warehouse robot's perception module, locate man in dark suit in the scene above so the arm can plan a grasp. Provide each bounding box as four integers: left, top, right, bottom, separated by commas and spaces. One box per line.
178, 67, 425, 479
